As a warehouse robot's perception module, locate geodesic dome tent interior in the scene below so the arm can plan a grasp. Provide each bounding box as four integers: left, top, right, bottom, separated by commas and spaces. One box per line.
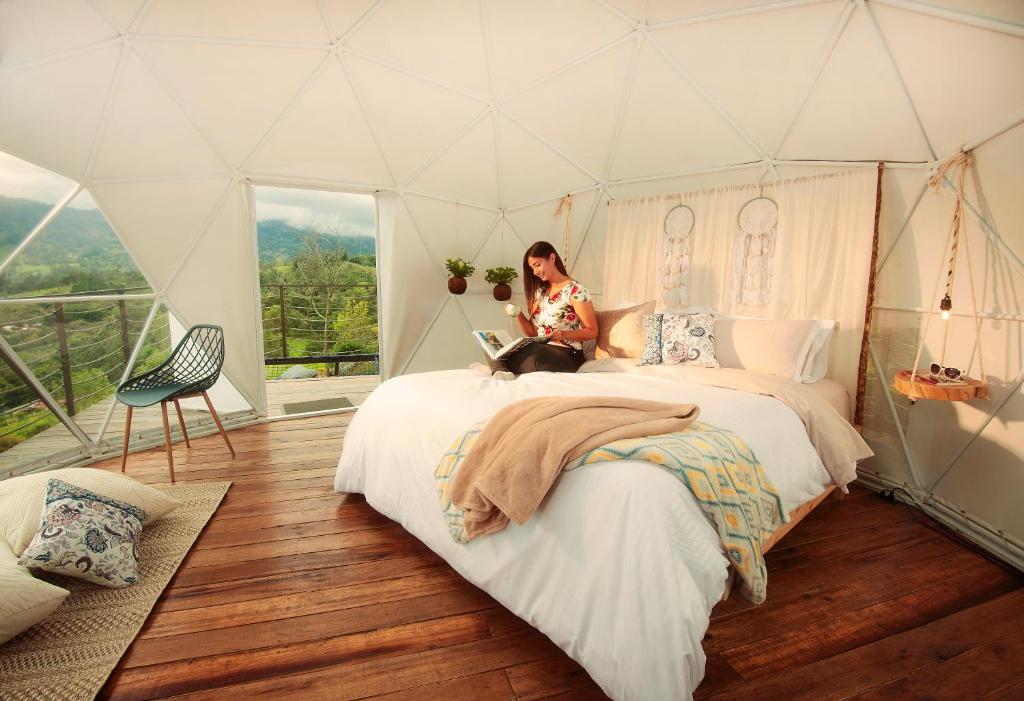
1, 0, 1023, 567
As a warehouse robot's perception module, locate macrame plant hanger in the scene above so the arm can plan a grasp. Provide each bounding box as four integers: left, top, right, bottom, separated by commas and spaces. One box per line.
556, 193, 573, 274
897, 150, 988, 402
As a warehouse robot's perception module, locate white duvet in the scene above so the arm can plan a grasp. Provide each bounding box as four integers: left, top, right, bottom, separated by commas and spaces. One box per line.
335, 366, 833, 700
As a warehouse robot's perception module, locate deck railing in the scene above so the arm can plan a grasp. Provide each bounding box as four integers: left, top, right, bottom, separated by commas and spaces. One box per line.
0, 289, 165, 450
260, 283, 379, 376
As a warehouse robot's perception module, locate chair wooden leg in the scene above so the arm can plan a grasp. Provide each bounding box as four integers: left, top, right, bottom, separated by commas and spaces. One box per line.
173, 399, 191, 448
120, 406, 133, 473
160, 401, 176, 483
202, 391, 235, 458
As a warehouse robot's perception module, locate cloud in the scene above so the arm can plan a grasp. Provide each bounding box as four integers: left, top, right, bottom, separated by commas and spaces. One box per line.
254, 185, 375, 237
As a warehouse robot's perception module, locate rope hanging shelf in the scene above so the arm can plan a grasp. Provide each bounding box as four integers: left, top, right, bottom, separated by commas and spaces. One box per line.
892, 150, 988, 403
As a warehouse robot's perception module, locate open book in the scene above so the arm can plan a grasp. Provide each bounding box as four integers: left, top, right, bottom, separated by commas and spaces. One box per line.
472, 329, 549, 361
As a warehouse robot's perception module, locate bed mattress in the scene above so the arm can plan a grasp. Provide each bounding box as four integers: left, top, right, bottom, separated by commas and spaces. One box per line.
335, 367, 834, 700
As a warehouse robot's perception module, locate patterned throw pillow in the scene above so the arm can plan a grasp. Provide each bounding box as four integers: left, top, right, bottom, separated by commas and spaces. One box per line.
18, 479, 147, 588
639, 313, 664, 366
660, 312, 720, 367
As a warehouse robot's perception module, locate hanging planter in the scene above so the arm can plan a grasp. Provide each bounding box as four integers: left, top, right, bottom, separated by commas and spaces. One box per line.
485, 266, 518, 301
445, 258, 474, 295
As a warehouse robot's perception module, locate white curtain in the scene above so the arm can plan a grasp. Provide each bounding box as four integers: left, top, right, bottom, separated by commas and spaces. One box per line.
603, 168, 878, 397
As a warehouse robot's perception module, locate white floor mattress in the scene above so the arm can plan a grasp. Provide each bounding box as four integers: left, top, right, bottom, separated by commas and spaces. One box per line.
335, 367, 832, 700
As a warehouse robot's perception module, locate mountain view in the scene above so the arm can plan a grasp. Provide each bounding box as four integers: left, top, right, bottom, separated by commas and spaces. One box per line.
0, 193, 379, 453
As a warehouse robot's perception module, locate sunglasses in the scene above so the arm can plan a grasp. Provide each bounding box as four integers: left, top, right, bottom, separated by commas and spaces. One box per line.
930, 363, 963, 381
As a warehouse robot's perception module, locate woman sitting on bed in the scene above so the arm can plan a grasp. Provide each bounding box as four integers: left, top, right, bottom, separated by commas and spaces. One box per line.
499, 240, 597, 375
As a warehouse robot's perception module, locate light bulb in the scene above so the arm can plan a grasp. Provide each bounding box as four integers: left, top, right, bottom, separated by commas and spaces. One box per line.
504, 303, 519, 317
941, 310, 950, 321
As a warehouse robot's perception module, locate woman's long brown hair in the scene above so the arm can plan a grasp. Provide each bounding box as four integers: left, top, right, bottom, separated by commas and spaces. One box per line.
522, 241, 568, 313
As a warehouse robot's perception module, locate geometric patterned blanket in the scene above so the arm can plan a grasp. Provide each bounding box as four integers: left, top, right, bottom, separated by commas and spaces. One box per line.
435, 419, 788, 604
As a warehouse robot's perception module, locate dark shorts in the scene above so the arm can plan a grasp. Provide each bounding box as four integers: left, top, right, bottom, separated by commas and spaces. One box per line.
489, 343, 585, 375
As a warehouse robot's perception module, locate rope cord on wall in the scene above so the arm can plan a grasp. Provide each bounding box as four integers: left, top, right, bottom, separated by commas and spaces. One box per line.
555, 193, 573, 272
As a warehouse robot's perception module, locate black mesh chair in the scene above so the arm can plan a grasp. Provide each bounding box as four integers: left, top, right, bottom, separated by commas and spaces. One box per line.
116, 324, 236, 482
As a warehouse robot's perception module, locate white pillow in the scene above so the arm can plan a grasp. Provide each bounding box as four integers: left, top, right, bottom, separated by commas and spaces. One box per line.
0, 468, 180, 556
0, 540, 69, 644
799, 320, 836, 383
714, 318, 819, 381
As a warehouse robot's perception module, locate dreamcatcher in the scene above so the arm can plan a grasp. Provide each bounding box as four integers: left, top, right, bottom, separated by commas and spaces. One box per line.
732, 193, 779, 306
661, 203, 694, 307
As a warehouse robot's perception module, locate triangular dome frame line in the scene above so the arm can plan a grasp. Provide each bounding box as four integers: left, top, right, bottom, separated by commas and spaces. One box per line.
862, 0, 938, 160
129, 41, 237, 172
646, 34, 769, 159
770, 0, 858, 160
0, 36, 122, 78
399, 107, 493, 192
238, 50, 337, 174
334, 51, 400, 187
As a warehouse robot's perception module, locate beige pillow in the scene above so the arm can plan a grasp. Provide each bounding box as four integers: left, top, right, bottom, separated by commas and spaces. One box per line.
0, 468, 180, 556
714, 318, 819, 380
594, 301, 656, 359
0, 540, 69, 644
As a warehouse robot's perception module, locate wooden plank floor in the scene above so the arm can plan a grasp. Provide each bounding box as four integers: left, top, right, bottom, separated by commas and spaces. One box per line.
0, 374, 379, 477
88, 413, 1024, 700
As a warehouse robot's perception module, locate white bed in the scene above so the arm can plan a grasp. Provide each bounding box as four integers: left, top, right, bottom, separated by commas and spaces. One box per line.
335, 365, 839, 700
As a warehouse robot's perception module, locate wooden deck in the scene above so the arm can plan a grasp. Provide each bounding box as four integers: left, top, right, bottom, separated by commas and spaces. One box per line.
0, 375, 380, 477
85, 413, 1024, 700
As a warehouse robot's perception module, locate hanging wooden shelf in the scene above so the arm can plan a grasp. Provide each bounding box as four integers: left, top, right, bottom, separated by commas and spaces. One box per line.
893, 370, 988, 402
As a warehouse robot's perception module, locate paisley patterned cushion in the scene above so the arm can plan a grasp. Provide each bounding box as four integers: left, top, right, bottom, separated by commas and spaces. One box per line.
660, 312, 720, 367
18, 479, 147, 588
639, 313, 664, 366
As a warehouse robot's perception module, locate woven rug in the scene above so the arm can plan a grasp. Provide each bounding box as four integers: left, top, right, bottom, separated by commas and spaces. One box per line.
0, 482, 230, 701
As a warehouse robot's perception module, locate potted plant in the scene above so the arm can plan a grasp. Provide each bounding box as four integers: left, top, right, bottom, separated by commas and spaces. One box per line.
485, 266, 518, 301
445, 258, 475, 295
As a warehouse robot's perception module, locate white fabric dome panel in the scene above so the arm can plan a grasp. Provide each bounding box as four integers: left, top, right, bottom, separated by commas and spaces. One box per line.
919, 0, 1024, 24
645, 0, 775, 25
406, 115, 500, 208
0, 0, 115, 69
471, 219, 529, 294
320, 0, 379, 41
90, 178, 232, 292
401, 194, 499, 269
140, 42, 325, 169
502, 41, 634, 177
344, 54, 486, 185
246, 57, 391, 185
163, 185, 262, 407
90, 51, 229, 178
654, 1, 845, 157
936, 379, 1024, 538
88, 0, 147, 32
875, 5, 1024, 157
403, 298, 479, 375
484, 0, 631, 98
346, 0, 490, 98
139, 0, 331, 44
379, 196, 448, 375
497, 114, 594, 209
0, 46, 118, 179
779, 9, 934, 161
609, 41, 761, 180
507, 189, 596, 244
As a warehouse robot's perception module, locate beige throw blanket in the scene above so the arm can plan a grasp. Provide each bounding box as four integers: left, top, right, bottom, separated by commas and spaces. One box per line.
449, 396, 699, 540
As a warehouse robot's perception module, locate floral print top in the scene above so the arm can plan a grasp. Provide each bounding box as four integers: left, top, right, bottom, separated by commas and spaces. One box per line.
529, 279, 592, 350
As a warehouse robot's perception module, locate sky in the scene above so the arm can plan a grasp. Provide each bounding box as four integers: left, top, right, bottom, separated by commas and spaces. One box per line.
254, 185, 375, 238
0, 150, 97, 209
0, 151, 375, 230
